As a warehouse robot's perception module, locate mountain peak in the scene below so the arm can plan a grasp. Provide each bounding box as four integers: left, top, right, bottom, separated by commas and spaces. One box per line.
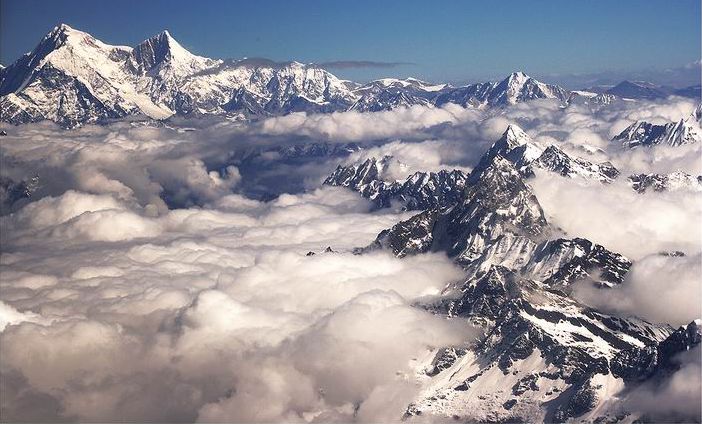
46, 23, 85, 38
38, 23, 86, 52
502, 124, 531, 146
508, 71, 529, 79
132, 29, 204, 72
152, 29, 183, 50
503, 71, 531, 86
52, 23, 75, 34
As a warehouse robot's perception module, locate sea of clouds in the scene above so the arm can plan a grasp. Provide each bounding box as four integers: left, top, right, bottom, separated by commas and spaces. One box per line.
0, 96, 700, 421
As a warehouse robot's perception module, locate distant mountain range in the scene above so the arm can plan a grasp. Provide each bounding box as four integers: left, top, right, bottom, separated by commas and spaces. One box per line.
0, 24, 699, 128
593, 80, 701, 100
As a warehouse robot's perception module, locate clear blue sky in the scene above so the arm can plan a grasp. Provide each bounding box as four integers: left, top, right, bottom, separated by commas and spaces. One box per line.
1, 0, 699, 84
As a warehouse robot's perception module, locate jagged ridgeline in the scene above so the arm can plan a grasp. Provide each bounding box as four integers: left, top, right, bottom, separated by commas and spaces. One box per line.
323, 125, 701, 422
2, 24, 700, 128
324, 124, 701, 206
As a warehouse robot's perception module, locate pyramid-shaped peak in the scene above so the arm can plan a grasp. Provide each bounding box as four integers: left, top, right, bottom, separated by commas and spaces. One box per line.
504, 71, 531, 84
509, 71, 529, 79
40, 23, 88, 48
47, 23, 86, 37
148, 29, 183, 49
53, 23, 75, 33
132, 29, 201, 71
152, 29, 184, 48
501, 124, 531, 145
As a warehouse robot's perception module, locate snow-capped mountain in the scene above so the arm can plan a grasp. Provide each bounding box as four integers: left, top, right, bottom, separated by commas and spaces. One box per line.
408, 270, 695, 422
473, 125, 620, 182
323, 125, 624, 215
435, 72, 569, 107
0, 25, 585, 128
365, 156, 628, 286
533, 145, 620, 182
0, 24, 359, 127
344, 144, 699, 422
349, 89, 431, 112
0, 24, 174, 127
612, 119, 701, 148
2, 24, 700, 130
316, 121, 702, 421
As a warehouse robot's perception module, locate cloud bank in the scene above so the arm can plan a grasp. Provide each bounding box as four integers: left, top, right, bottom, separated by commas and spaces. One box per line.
0, 186, 473, 422
1, 94, 700, 421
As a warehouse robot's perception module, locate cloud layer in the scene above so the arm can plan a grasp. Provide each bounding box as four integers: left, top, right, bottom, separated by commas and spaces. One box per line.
1, 95, 700, 421
0, 186, 473, 422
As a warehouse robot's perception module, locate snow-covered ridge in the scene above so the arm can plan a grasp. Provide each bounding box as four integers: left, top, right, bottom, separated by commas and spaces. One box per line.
2, 24, 700, 129
612, 118, 701, 148
0, 24, 639, 128
0, 24, 358, 127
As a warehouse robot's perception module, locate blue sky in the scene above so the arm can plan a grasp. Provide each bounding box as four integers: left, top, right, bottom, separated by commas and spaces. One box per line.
1, 0, 700, 85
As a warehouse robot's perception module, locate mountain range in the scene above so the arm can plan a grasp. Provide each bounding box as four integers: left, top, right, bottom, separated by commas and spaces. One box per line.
1, 24, 700, 128
324, 125, 701, 422
1, 23, 701, 423
325, 124, 701, 206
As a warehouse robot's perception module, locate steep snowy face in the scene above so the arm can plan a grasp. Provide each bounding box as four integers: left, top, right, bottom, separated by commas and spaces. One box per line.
488, 72, 569, 105
369, 157, 548, 262
324, 157, 392, 193
473, 124, 545, 175
612, 119, 701, 148
409, 265, 678, 423
131, 30, 216, 77
130, 30, 220, 110
534, 145, 620, 182
0, 24, 174, 127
